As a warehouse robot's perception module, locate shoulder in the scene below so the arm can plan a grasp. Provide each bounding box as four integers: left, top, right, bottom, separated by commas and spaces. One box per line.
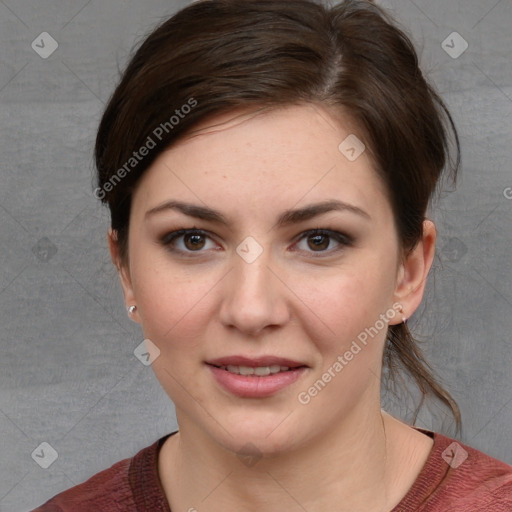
395, 429, 512, 512
441, 434, 512, 509
30, 457, 133, 511
30, 434, 173, 512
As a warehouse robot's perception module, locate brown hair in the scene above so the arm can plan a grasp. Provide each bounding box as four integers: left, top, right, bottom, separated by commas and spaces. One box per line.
95, 0, 461, 429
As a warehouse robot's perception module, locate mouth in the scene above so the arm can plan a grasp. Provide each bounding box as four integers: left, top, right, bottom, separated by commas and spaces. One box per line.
210, 364, 299, 376
205, 356, 309, 398
206, 355, 307, 374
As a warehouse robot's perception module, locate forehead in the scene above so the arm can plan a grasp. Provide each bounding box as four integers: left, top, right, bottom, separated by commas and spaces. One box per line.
131, 103, 390, 222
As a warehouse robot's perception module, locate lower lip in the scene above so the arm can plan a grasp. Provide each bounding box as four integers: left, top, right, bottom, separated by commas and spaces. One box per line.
207, 364, 308, 398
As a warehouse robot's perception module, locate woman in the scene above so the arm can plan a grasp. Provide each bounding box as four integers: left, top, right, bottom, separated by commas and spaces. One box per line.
33, 0, 512, 510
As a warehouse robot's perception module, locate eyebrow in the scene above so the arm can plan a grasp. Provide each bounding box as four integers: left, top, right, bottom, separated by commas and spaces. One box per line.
145, 199, 371, 227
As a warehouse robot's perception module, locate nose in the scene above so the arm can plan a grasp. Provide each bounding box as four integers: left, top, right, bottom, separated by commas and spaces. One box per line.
218, 247, 290, 336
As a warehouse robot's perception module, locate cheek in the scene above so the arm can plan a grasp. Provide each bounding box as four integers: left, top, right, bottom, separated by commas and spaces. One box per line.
131, 256, 221, 353
296, 263, 396, 350
294, 269, 398, 412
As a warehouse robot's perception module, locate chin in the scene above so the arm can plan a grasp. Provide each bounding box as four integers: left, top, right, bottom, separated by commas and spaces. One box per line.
211, 413, 303, 458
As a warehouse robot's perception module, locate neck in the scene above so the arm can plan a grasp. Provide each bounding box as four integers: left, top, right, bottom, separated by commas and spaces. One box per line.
159, 406, 411, 512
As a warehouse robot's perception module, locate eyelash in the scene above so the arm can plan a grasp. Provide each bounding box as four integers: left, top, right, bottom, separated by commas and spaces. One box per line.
160, 227, 354, 258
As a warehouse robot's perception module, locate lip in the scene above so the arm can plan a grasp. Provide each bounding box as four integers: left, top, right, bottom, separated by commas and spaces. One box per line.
206, 355, 309, 398
206, 355, 307, 368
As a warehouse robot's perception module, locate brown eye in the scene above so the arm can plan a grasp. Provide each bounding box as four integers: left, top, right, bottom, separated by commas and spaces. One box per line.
161, 228, 217, 256
307, 234, 330, 251
294, 229, 354, 256
184, 233, 206, 251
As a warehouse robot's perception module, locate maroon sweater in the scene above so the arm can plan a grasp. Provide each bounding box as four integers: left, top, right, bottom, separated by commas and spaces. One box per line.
32, 429, 512, 511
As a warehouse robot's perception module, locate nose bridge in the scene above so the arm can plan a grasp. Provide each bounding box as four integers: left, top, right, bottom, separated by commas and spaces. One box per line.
219, 236, 288, 333
233, 238, 274, 307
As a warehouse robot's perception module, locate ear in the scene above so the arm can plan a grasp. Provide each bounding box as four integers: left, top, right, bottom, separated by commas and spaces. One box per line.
108, 229, 141, 323
390, 219, 436, 325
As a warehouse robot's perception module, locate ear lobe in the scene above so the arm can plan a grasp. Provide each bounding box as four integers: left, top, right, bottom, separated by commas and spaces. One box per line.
390, 220, 436, 325
108, 229, 140, 322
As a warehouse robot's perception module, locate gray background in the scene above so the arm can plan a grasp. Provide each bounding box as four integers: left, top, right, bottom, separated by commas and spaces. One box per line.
0, 0, 510, 510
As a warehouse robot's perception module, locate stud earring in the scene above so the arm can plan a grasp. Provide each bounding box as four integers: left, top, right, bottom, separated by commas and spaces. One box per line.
397, 304, 407, 324
127, 305, 137, 315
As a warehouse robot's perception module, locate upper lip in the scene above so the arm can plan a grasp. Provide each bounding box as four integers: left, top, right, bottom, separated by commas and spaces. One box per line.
206, 356, 308, 368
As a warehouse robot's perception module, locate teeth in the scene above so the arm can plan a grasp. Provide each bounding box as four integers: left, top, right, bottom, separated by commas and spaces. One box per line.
219, 365, 292, 375
239, 366, 254, 376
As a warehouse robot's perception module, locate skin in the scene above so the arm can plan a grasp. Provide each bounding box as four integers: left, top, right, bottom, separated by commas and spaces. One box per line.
109, 103, 436, 511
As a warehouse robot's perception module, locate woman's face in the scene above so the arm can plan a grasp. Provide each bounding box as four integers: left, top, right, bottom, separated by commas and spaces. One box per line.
115, 104, 429, 456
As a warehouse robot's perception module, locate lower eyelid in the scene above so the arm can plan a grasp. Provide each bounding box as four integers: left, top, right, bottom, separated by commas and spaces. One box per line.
162, 230, 216, 251
293, 231, 352, 253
